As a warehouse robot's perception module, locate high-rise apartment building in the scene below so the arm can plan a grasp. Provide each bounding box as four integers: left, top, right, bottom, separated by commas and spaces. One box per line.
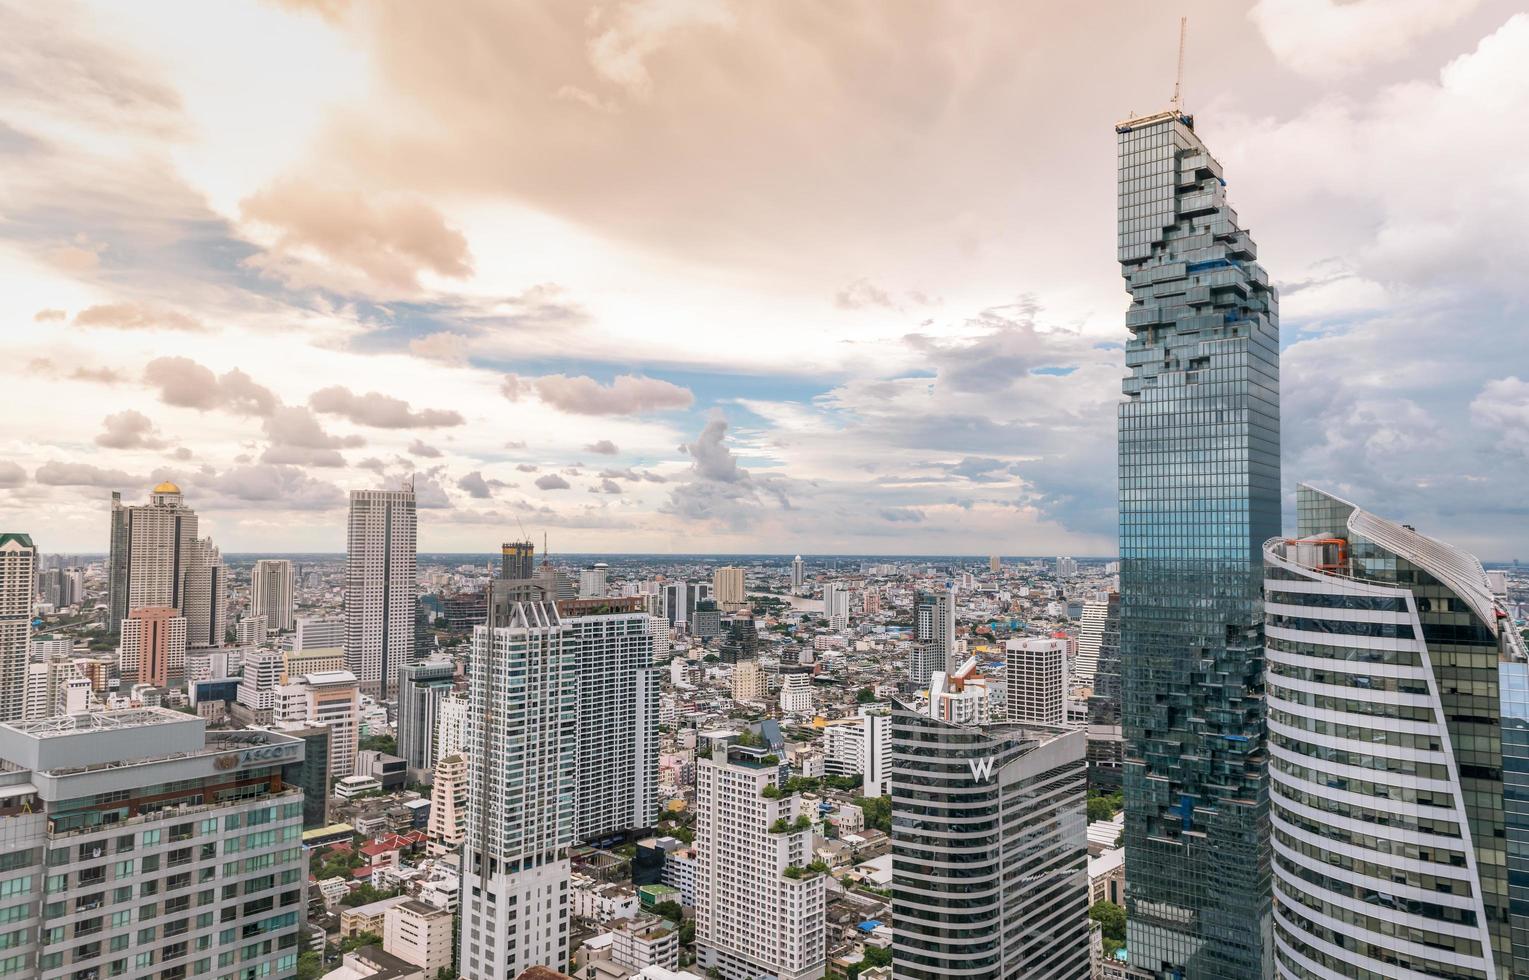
251, 558, 295, 632
989, 554, 1001, 574
561, 597, 658, 844
119, 606, 188, 688
1073, 596, 1112, 682
1055, 556, 1079, 578
1004, 637, 1066, 726
435, 692, 469, 763
790, 555, 805, 595
778, 665, 813, 715
713, 566, 745, 611
181, 536, 226, 649
460, 601, 576, 979
236, 649, 286, 721
890, 703, 1089, 979
0, 709, 306, 980
235, 614, 268, 648
274, 669, 361, 779
0, 533, 35, 722
345, 485, 417, 698
428, 752, 469, 856
397, 659, 456, 773
731, 659, 765, 703
23, 658, 82, 720
695, 737, 826, 980
1264, 485, 1529, 979
1084, 593, 1124, 792
823, 583, 850, 630
579, 563, 609, 599
911, 585, 957, 684
500, 540, 535, 580
928, 658, 991, 725
108, 482, 197, 632
295, 615, 345, 651
1116, 106, 1280, 978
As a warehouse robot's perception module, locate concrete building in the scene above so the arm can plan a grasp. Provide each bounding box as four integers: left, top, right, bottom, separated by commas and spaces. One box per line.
396, 659, 455, 773
1054, 556, 1078, 578
1073, 597, 1111, 682
911, 586, 956, 684
23, 658, 81, 720
1003, 637, 1066, 726
712, 566, 745, 611
790, 555, 805, 596
345, 485, 417, 698
0, 709, 306, 980
695, 737, 826, 980
235, 614, 268, 647
119, 605, 187, 688
428, 752, 468, 855
608, 914, 681, 971
731, 659, 764, 703
562, 598, 658, 845
823, 583, 850, 631
107, 482, 196, 632
928, 658, 991, 726
501, 540, 535, 579
0, 533, 35, 721
295, 615, 345, 651
579, 563, 609, 599
435, 692, 469, 763
383, 899, 455, 977
890, 703, 1089, 979
237, 648, 285, 721
181, 535, 226, 650
459, 601, 576, 979
778, 665, 813, 715
251, 558, 295, 632
275, 669, 361, 779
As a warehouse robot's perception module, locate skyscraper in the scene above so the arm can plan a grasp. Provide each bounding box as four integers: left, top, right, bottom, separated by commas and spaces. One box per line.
459, 601, 575, 978
181, 535, 225, 649
579, 562, 609, 599
345, 484, 417, 698
561, 596, 658, 844
251, 558, 295, 632
0, 533, 35, 722
890, 702, 1089, 979
1116, 106, 1280, 977
1003, 637, 1066, 726
1264, 485, 1528, 979
1073, 596, 1112, 682
790, 555, 805, 595
713, 565, 745, 610
501, 539, 535, 579
911, 585, 957, 683
107, 482, 197, 632
397, 659, 456, 773
120, 605, 188, 688
1084, 592, 1124, 793
823, 582, 850, 630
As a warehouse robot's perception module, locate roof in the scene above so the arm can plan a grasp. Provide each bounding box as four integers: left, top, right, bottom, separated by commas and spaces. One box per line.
0, 533, 34, 549
152, 481, 181, 493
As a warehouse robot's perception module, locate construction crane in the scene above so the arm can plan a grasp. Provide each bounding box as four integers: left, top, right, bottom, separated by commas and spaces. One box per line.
1170, 16, 1187, 111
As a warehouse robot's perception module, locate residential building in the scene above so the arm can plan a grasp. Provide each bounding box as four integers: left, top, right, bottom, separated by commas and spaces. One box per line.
823, 583, 850, 630
428, 753, 469, 855
275, 669, 361, 779
286, 645, 344, 677
0, 709, 306, 980
1055, 556, 1078, 578
609, 914, 681, 971
119, 606, 187, 688
107, 482, 197, 631
459, 601, 576, 979
235, 614, 268, 647
860, 705, 892, 798
989, 554, 1001, 573
890, 702, 1089, 979
713, 566, 745, 611
396, 659, 456, 773
562, 597, 658, 844
731, 660, 764, 703
0, 533, 35, 722
23, 658, 81, 720
1264, 485, 1529, 979
345, 484, 418, 698
928, 658, 991, 726
181, 536, 225, 650
779, 665, 813, 715
1004, 637, 1066, 725
790, 555, 805, 596
237, 649, 286, 720
384, 899, 455, 977
1073, 596, 1112, 682
1116, 106, 1280, 977
580, 563, 609, 599
341, 895, 410, 938
435, 692, 469, 762
295, 615, 345, 651
911, 586, 956, 683
689, 599, 721, 640
501, 540, 536, 579
694, 738, 826, 980
251, 558, 295, 632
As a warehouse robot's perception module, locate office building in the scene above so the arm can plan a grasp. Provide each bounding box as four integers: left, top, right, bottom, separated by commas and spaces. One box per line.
821, 707, 892, 798
779, 665, 813, 715
562, 597, 658, 844
397, 659, 456, 773
459, 601, 576, 979
107, 482, 197, 632
428, 752, 469, 855
790, 555, 805, 596
890, 703, 1089, 979
295, 615, 345, 651
1004, 637, 1066, 726
1083, 593, 1124, 792
235, 614, 268, 648
719, 615, 759, 664
690, 598, 721, 640
1264, 485, 1529, 979
0, 709, 306, 980
181, 535, 226, 650
119, 606, 187, 688
713, 566, 745, 611
251, 558, 295, 632
695, 737, 826, 980
912, 585, 957, 682
731, 659, 765, 703
282, 723, 332, 828
823, 583, 850, 630
501, 540, 535, 580
579, 563, 609, 599
1073, 596, 1112, 682
236, 649, 285, 721
23, 658, 81, 720
345, 484, 418, 698
384, 900, 455, 977
0, 533, 35, 722
274, 669, 361, 779
1116, 105, 1280, 977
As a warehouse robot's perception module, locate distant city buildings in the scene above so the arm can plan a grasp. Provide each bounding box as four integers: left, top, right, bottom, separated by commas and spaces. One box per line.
713, 566, 745, 611
1084, 593, 1123, 793
345, 484, 418, 698
911, 586, 956, 684
580, 562, 610, 599
823, 583, 850, 631
1054, 556, 1078, 578
778, 665, 813, 715
181, 535, 226, 649
501, 539, 536, 579
790, 555, 805, 596
251, 557, 295, 632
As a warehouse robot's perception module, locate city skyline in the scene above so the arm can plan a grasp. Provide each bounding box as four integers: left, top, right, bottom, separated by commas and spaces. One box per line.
6, 2, 1529, 558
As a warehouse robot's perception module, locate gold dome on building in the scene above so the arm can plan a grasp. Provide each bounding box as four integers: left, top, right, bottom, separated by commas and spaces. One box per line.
152, 481, 181, 494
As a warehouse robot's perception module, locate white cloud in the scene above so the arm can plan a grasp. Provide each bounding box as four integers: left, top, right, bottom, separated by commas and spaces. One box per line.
1250, 0, 1485, 78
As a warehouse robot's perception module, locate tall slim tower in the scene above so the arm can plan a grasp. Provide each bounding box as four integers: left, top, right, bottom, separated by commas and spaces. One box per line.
1116, 106, 1279, 978
181, 536, 225, 649
251, 558, 295, 632
345, 484, 417, 699
459, 601, 575, 978
911, 585, 957, 682
0, 533, 36, 722
107, 482, 197, 632
790, 555, 804, 595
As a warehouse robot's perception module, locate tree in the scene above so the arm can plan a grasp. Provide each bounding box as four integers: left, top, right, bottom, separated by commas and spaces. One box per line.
1087, 796, 1116, 823
342, 884, 400, 908
855, 687, 876, 704
296, 951, 324, 980
358, 734, 397, 756
853, 795, 892, 833
653, 900, 683, 922
862, 946, 893, 968
339, 931, 382, 954
1089, 899, 1126, 944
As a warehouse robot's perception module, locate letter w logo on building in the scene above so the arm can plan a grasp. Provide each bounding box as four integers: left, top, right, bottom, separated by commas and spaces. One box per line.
968, 756, 995, 782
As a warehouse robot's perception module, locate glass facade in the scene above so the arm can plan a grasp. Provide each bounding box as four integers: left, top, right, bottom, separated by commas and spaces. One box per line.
1116, 109, 1280, 979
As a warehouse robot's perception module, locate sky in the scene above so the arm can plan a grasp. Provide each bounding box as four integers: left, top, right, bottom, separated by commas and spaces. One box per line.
3, 0, 1528, 558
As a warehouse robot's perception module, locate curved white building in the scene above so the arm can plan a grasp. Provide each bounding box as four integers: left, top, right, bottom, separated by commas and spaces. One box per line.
1263, 485, 1527, 980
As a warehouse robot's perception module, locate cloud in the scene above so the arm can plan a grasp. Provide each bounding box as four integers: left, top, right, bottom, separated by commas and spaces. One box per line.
240, 178, 473, 294
682, 415, 746, 483
535, 473, 571, 490
408, 439, 443, 458
663, 413, 792, 528
0, 462, 26, 487
457, 470, 493, 498
515, 463, 539, 472
878, 507, 924, 523
584, 439, 619, 455
94, 410, 168, 450
258, 406, 363, 467
309, 386, 464, 428
35, 461, 136, 487
357, 457, 389, 474
1471, 377, 1529, 456
408, 331, 470, 366
585, 0, 738, 101
33, 308, 65, 322
413, 470, 453, 509
143, 357, 280, 416
590, 478, 623, 494
74, 302, 204, 332
200, 464, 344, 510
502, 372, 693, 415
1250, 0, 1485, 78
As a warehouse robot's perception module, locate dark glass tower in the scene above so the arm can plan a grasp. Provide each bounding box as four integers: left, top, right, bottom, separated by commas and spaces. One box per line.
1116, 108, 1280, 978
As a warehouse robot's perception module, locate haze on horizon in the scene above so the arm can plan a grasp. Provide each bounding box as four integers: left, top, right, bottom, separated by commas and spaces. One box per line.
4, 0, 1528, 560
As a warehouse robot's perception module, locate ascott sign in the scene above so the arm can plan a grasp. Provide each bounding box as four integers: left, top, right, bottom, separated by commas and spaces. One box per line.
214, 744, 300, 769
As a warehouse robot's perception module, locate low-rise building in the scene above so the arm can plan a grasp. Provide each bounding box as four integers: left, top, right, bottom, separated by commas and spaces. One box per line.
340, 895, 409, 938
383, 899, 455, 977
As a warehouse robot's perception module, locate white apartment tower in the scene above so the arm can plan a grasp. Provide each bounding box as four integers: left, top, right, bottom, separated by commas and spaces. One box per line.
912, 585, 957, 682
578, 563, 609, 599
695, 739, 826, 980
251, 558, 295, 632
108, 482, 197, 631
181, 535, 226, 649
779, 667, 814, 716
823, 583, 850, 630
459, 601, 576, 979
565, 599, 658, 843
274, 669, 361, 778
790, 555, 805, 596
1073, 597, 1110, 682
1004, 637, 1067, 726
345, 484, 417, 698
0, 534, 36, 722
295, 615, 345, 651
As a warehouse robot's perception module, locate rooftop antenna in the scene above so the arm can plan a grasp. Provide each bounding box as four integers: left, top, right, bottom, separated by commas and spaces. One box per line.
1170, 16, 1187, 111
